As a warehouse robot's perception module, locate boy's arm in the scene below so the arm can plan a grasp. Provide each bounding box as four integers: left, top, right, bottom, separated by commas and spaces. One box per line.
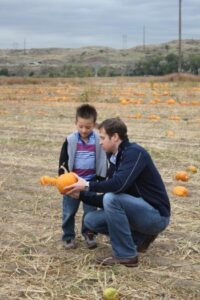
58, 139, 69, 175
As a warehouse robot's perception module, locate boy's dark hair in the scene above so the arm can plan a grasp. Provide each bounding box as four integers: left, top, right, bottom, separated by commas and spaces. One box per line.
76, 104, 97, 122
98, 117, 128, 140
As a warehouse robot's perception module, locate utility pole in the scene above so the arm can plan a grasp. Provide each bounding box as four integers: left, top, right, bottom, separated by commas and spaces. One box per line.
122, 34, 127, 49
23, 38, 26, 55
143, 25, 146, 52
178, 0, 182, 73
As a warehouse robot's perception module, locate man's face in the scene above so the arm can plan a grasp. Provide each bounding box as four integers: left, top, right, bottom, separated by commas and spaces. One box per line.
76, 117, 95, 140
99, 127, 118, 153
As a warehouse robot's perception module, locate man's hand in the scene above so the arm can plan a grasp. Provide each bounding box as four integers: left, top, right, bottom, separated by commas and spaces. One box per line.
66, 191, 80, 199
64, 174, 87, 195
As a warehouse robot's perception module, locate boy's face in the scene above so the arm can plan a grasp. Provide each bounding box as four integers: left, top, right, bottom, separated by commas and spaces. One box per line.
76, 117, 95, 140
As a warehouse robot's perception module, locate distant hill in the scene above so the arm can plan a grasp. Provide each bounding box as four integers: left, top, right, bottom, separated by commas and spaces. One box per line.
0, 39, 199, 77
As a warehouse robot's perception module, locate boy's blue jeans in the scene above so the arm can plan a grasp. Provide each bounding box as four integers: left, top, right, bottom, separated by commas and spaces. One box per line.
84, 193, 170, 258
62, 195, 97, 241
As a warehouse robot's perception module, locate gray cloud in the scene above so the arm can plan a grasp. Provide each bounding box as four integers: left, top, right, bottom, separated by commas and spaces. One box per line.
0, 0, 199, 49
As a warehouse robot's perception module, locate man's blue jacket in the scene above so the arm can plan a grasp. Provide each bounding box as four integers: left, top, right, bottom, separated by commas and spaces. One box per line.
80, 139, 170, 217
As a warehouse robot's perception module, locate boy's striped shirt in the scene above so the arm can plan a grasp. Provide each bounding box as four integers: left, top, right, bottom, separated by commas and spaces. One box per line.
73, 132, 96, 180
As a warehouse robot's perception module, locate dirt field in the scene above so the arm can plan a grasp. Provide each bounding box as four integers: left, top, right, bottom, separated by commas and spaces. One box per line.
0, 77, 199, 299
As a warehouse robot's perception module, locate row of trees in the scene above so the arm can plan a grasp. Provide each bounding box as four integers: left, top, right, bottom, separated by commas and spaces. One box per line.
0, 53, 199, 77
127, 54, 200, 76
100, 54, 200, 76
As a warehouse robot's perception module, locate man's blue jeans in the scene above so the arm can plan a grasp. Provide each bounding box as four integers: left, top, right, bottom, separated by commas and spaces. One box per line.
84, 193, 170, 258
62, 195, 97, 241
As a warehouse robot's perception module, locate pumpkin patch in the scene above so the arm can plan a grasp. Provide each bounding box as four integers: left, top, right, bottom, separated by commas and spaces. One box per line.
0, 76, 199, 300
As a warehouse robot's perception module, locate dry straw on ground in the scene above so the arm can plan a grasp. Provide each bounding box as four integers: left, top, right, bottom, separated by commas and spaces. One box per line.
0, 76, 200, 299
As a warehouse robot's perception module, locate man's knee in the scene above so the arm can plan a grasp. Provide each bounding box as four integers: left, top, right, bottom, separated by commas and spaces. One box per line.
103, 192, 118, 209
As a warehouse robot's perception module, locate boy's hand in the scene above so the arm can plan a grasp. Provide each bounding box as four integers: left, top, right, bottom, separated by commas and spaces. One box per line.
64, 175, 87, 195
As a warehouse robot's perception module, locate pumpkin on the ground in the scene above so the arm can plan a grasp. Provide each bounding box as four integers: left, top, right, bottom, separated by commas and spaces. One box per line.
103, 288, 119, 300
172, 186, 188, 197
175, 171, 189, 182
186, 165, 198, 173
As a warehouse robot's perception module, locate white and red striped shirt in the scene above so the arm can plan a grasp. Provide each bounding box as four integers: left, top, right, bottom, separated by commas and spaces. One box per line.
73, 132, 96, 180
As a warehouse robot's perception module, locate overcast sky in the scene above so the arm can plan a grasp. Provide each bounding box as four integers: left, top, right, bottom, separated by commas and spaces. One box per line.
0, 0, 199, 49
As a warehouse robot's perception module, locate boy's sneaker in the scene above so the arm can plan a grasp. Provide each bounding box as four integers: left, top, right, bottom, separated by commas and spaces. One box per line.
84, 231, 97, 249
63, 239, 76, 249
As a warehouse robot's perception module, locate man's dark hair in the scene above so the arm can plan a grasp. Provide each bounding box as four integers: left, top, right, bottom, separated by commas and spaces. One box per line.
98, 117, 128, 140
76, 104, 97, 122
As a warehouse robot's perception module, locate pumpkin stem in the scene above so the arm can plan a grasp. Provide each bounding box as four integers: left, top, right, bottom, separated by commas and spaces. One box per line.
60, 165, 68, 174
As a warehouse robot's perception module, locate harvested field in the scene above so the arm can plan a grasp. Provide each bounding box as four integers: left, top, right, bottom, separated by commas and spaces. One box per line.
0, 77, 200, 299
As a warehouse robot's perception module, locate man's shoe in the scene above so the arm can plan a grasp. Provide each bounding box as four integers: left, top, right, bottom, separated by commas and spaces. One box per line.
63, 239, 76, 249
84, 231, 97, 249
137, 234, 158, 253
96, 255, 138, 267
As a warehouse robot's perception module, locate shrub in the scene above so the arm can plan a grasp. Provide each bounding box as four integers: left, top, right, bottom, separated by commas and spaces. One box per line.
0, 68, 9, 76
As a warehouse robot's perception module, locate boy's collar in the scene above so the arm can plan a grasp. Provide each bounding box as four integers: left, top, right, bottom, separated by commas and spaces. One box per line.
77, 131, 94, 140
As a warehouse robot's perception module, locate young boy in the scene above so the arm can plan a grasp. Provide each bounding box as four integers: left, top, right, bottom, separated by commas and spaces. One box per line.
58, 104, 107, 249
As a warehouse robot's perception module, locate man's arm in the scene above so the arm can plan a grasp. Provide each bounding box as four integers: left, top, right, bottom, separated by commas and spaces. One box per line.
90, 148, 146, 193
80, 191, 104, 208
66, 147, 146, 195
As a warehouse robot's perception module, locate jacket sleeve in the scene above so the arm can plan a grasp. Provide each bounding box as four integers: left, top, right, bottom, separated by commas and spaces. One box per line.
58, 139, 69, 175
79, 191, 104, 208
89, 148, 146, 194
